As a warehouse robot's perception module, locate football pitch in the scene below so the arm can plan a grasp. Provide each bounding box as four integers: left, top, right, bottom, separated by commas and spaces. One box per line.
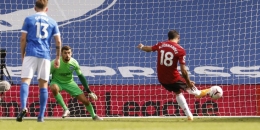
0, 117, 260, 130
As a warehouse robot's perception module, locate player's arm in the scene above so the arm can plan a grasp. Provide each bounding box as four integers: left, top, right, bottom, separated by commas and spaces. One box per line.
53, 35, 61, 69
20, 18, 28, 61
75, 64, 97, 100
137, 43, 153, 52
78, 73, 91, 93
20, 32, 27, 61
180, 64, 193, 87
179, 53, 194, 89
54, 36, 61, 59
53, 22, 62, 68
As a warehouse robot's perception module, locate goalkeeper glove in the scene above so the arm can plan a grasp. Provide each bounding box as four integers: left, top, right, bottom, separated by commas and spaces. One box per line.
88, 93, 98, 101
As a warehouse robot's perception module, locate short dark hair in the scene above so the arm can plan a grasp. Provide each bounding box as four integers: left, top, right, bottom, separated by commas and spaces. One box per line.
61, 45, 71, 52
35, 0, 48, 9
168, 30, 179, 40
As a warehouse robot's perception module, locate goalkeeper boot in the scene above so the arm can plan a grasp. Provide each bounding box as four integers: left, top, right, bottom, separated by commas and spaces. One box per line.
62, 109, 70, 118
93, 115, 103, 121
195, 88, 210, 98
16, 108, 28, 122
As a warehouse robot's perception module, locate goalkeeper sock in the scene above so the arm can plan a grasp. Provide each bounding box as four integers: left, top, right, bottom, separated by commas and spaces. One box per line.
38, 88, 48, 119
20, 82, 29, 109
85, 103, 96, 118
54, 93, 68, 110
176, 93, 193, 117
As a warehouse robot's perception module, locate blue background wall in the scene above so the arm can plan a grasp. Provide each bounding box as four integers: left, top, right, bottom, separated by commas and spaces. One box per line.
0, 0, 259, 84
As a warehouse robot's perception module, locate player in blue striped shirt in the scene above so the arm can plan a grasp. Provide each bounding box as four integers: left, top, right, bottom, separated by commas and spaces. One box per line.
16, 0, 61, 122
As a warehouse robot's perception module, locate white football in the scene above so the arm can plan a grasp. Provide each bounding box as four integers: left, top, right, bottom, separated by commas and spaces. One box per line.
209, 86, 223, 99
0, 81, 11, 92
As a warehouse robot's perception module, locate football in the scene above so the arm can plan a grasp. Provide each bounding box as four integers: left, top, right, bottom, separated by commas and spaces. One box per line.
209, 86, 223, 99
0, 81, 11, 92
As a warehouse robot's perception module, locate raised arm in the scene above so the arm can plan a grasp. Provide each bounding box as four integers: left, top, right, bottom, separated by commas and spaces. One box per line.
137, 43, 153, 52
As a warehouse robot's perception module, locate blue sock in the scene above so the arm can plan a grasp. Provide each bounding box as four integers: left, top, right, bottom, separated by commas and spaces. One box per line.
20, 83, 29, 109
38, 88, 48, 119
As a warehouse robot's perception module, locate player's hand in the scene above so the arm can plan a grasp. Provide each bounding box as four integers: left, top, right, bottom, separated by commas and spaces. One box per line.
88, 93, 98, 101
191, 81, 195, 86
137, 43, 144, 49
186, 82, 194, 90
54, 58, 60, 68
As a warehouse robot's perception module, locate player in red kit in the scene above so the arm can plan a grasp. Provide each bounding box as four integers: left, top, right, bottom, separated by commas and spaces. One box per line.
137, 30, 210, 121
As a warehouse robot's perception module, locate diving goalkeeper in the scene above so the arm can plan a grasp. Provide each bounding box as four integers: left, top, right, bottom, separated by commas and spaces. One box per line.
50, 45, 103, 120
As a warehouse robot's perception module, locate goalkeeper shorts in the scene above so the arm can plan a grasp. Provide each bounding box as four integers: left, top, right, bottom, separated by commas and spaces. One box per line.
50, 81, 83, 97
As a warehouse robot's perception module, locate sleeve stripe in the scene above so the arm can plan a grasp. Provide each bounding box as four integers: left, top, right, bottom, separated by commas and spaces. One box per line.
53, 33, 60, 36
21, 30, 27, 33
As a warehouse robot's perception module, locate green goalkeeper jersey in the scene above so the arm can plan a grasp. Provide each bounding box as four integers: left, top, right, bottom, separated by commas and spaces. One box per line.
50, 57, 82, 83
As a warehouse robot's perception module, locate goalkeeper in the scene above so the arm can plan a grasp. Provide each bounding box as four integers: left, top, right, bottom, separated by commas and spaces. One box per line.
50, 45, 103, 120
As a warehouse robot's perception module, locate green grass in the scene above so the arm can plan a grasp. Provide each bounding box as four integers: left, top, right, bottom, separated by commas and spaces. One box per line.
0, 117, 259, 130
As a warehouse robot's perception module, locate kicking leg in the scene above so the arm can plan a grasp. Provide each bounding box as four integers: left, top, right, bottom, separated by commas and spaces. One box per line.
186, 86, 210, 98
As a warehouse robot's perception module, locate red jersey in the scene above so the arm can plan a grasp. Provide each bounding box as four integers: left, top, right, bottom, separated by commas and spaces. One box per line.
152, 40, 186, 84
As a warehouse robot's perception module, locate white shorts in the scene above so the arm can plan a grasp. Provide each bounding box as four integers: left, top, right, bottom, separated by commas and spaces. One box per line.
21, 56, 50, 81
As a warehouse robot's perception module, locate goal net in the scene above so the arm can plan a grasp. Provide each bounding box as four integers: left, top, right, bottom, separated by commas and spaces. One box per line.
0, 0, 260, 118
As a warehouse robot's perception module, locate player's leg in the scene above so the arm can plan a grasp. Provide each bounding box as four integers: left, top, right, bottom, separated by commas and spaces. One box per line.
175, 91, 193, 121
37, 79, 48, 122
49, 82, 69, 118
16, 78, 31, 122
36, 58, 51, 122
76, 94, 103, 120
17, 56, 36, 122
162, 83, 193, 121
64, 82, 102, 120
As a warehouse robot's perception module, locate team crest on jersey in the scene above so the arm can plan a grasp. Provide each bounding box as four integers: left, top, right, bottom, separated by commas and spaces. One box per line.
69, 66, 74, 71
